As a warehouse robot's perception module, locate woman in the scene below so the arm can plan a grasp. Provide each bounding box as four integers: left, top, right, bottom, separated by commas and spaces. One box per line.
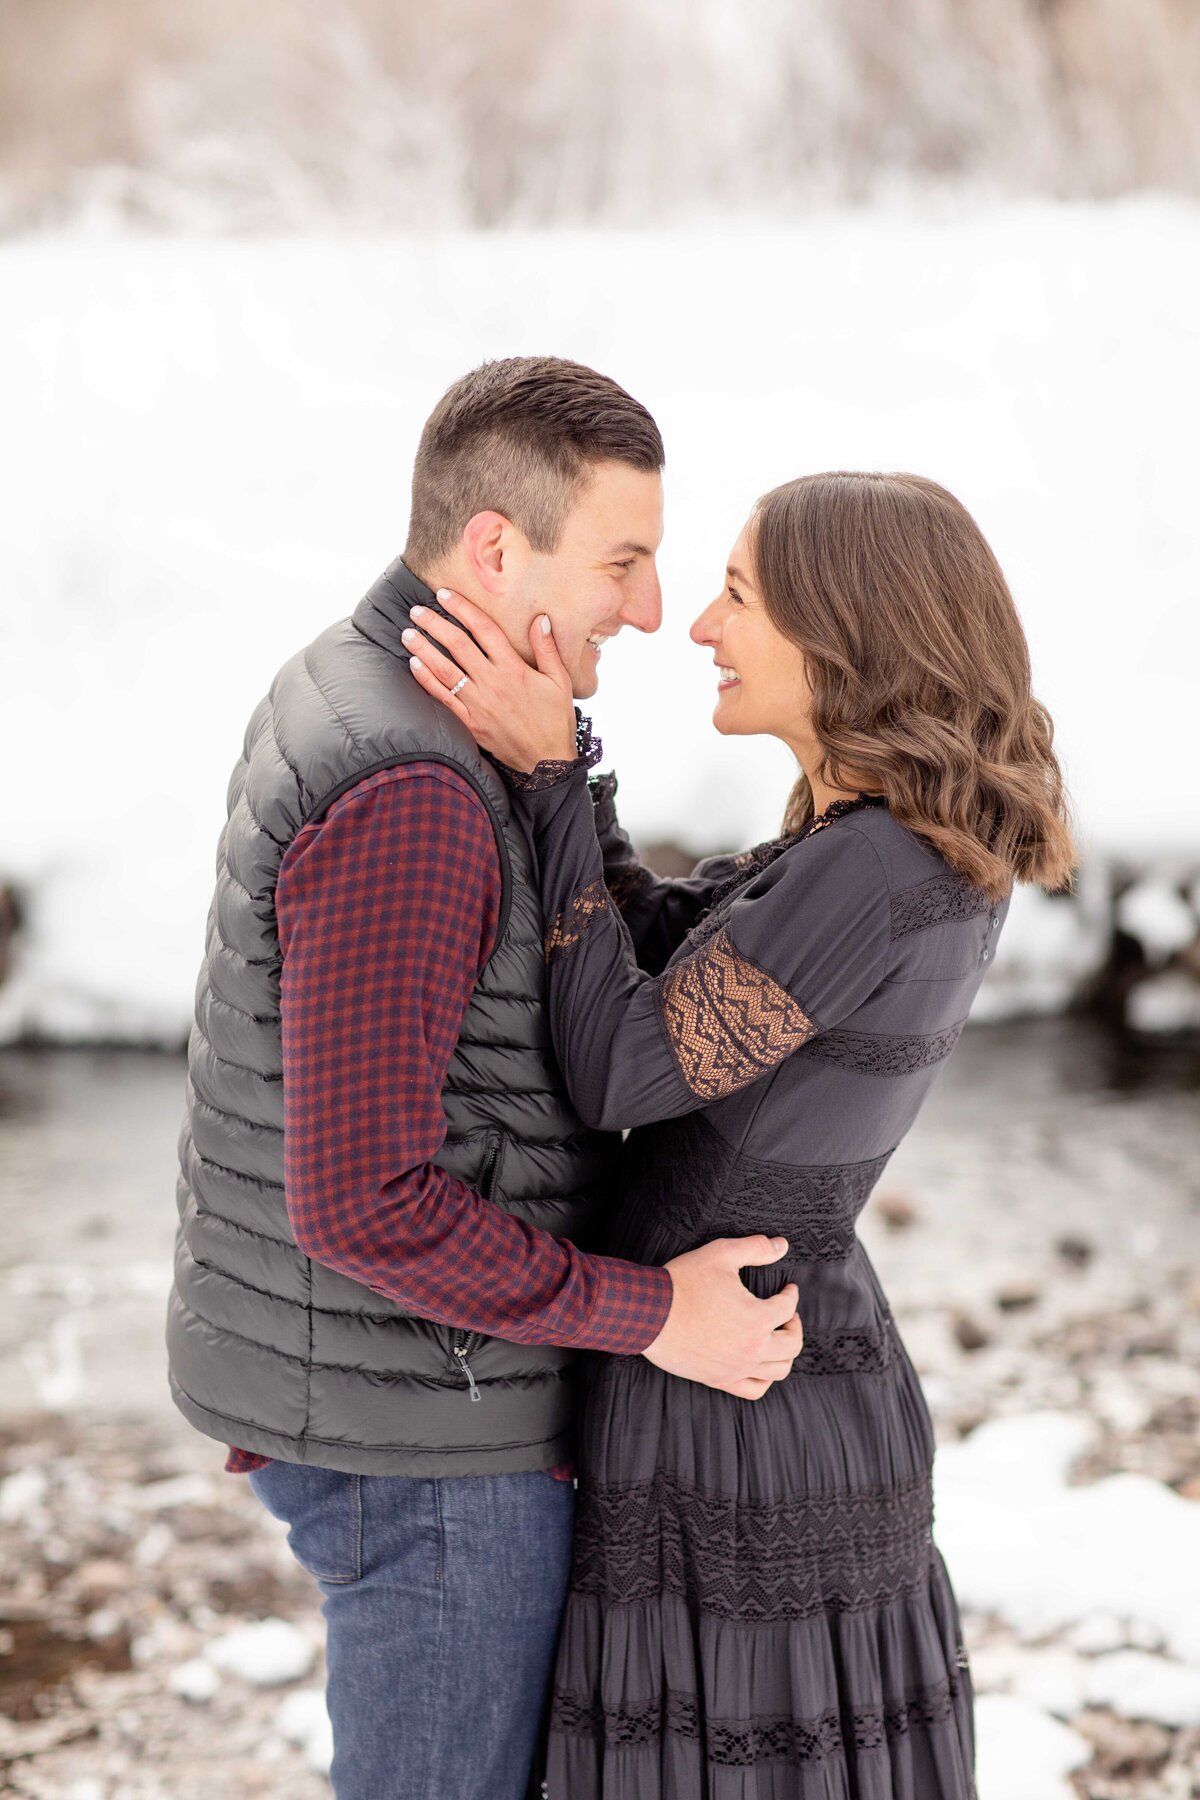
407, 472, 1074, 1799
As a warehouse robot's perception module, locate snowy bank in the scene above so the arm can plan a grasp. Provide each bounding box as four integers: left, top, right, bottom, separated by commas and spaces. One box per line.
2, 202, 1198, 1042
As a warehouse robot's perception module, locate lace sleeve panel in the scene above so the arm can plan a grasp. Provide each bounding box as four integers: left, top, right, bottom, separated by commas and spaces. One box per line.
658, 926, 816, 1100
544, 878, 610, 963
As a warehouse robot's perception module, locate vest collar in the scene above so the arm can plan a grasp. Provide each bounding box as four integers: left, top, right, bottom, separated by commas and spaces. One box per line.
352, 556, 460, 660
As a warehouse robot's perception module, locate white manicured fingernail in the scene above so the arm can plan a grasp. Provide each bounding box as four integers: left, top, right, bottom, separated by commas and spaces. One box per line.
540, 614, 552, 635
409, 656, 423, 671
436, 588, 451, 601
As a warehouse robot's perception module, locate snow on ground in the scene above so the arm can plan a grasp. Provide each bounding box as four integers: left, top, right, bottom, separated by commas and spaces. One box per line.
276, 1689, 334, 1776
204, 1619, 315, 1687
940, 1405, 1200, 1795
940, 1411, 1200, 1793
1, 199, 1199, 1042
936, 1411, 1200, 1671
975, 1694, 1092, 1800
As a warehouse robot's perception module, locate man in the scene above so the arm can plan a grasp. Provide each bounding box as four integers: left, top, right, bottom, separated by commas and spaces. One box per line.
167, 356, 803, 1799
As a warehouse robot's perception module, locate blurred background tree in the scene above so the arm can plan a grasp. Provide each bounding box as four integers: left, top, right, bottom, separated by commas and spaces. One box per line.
2, 0, 1198, 234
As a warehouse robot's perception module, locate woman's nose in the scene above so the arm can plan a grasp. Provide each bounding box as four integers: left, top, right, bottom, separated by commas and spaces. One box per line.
690, 599, 720, 646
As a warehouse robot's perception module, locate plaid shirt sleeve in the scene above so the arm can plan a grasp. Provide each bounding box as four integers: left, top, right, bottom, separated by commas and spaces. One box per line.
225, 761, 673, 1476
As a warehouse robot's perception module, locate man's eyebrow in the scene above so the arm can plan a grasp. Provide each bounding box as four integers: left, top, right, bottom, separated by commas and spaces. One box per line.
609, 541, 654, 557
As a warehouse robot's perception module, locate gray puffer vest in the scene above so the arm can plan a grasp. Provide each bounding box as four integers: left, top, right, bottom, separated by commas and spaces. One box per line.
167, 558, 619, 1475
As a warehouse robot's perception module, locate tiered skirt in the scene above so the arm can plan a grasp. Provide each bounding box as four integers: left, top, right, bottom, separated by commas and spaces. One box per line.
540, 1339, 976, 1800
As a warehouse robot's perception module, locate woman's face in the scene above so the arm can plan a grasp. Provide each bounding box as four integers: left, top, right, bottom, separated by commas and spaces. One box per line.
689, 524, 815, 756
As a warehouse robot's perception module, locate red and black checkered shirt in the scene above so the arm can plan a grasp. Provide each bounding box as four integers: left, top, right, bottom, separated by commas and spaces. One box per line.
226, 762, 673, 1478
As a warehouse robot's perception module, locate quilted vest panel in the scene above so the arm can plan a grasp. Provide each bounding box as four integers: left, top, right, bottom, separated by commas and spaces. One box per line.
167, 557, 619, 1475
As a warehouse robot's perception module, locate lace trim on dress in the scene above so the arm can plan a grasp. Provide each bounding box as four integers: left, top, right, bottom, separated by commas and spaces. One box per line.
617, 1115, 894, 1264
891, 872, 992, 939
569, 1466, 934, 1622
550, 1671, 966, 1767
659, 926, 815, 1100
501, 756, 583, 793
709, 1147, 894, 1256
495, 711, 604, 793
804, 1020, 966, 1076
543, 879, 610, 963
795, 1318, 897, 1375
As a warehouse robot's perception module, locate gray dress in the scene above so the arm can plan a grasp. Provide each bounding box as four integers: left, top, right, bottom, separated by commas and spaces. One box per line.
508, 763, 1006, 1800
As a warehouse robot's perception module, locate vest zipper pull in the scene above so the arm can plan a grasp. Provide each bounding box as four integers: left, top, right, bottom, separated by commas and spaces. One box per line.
453, 1345, 483, 1402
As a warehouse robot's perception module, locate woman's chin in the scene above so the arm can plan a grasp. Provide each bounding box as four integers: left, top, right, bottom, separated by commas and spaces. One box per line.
712, 687, 743, 733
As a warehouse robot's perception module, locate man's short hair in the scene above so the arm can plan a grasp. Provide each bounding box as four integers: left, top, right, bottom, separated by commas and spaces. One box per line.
404, 356, 664, 572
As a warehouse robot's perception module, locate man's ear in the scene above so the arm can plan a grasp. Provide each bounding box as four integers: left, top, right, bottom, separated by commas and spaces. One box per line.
462, 511, 521, 595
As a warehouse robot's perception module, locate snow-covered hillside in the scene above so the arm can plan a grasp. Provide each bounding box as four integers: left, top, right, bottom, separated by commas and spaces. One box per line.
1, 200, 1197, 1041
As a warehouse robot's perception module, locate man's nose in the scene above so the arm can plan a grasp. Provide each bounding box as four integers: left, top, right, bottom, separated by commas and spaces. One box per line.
620, 566, 663, 635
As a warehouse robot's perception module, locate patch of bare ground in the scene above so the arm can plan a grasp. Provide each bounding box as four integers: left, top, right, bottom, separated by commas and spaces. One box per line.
0, 1414, 327, 1798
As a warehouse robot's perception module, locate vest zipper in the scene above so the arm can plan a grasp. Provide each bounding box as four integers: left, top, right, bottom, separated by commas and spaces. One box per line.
450, 1134, 503, 1398
452, 1342, 482, 1402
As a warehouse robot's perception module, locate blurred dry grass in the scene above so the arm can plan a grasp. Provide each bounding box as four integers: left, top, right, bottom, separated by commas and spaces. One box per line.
1, 0, 1198, 231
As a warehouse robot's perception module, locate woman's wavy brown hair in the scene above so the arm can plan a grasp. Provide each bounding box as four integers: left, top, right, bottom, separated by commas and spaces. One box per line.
752, 473, 1075, 899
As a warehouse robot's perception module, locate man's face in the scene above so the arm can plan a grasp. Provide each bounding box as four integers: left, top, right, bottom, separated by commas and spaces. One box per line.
513, 462, 665, 698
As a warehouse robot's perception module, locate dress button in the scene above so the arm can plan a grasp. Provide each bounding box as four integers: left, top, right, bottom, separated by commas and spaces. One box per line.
981, 947, 989, 962
991, 914, 1000, 930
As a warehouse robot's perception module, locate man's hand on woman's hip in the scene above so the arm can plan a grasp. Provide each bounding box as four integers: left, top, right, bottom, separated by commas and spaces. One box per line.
642, 1236, 803, 1398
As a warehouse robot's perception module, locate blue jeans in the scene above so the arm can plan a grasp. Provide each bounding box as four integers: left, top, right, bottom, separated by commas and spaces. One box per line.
249, 1461, 574, 1800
